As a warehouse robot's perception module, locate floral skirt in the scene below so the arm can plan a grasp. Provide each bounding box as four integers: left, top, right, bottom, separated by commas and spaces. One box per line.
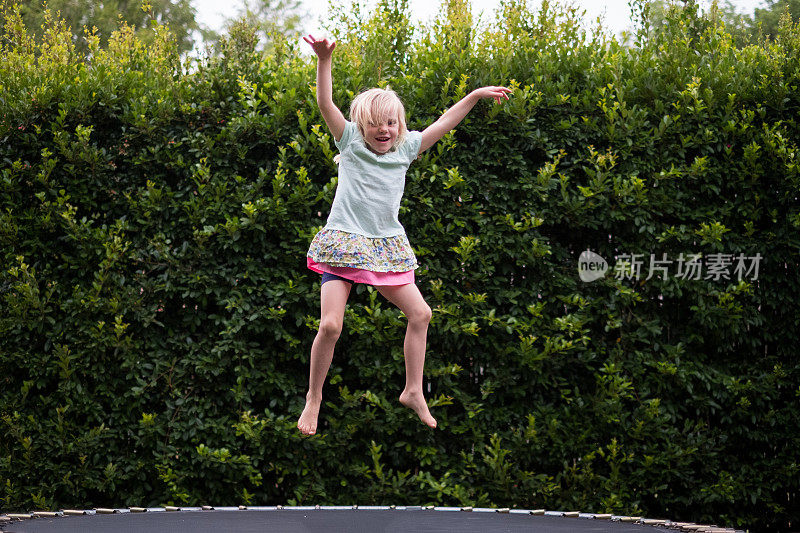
306, 228, 418, 286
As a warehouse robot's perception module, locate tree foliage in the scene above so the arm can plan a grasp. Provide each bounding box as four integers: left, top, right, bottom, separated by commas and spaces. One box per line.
7, 0, 201, 55
1, 0, 799, 531
753, 0, 800, 38
644, 0, 800, 46
213, 0, 306, 54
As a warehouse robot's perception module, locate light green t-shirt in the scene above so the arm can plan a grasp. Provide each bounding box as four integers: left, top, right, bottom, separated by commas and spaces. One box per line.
324, 120, 423, 238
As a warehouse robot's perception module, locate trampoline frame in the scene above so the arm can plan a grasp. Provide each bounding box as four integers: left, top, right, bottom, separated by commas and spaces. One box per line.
0, 504, 744, 532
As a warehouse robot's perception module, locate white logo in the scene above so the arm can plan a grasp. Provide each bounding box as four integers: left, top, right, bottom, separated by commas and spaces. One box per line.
578, 250, 608, 282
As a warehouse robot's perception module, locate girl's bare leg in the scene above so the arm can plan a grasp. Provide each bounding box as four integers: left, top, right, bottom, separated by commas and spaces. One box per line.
297, 279, 352, 435
375, 283, 437, 429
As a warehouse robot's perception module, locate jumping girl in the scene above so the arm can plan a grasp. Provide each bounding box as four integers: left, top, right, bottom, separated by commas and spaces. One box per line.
298, 34, 511, 435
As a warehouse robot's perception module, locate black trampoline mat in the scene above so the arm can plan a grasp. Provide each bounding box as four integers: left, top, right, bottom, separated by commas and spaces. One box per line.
2, 509, 664, 533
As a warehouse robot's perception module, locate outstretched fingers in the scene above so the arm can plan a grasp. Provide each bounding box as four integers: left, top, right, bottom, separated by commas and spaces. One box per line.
303, 34, 336, 57
472, 85, 513, 104
492, 86, 512, 103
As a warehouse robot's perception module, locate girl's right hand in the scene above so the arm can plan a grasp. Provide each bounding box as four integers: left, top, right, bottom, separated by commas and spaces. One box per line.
303, 34, 336, 60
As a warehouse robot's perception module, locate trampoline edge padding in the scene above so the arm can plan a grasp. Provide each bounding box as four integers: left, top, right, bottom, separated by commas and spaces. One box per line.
0, 505, 746, 533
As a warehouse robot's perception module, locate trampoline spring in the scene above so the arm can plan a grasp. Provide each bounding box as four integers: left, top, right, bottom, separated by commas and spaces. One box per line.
129, 507, 147, 513
62, 510, 86, 516
32, 512, 59, 518
496, 508, 510, 513
593, 514, 613, 520
531, 509, 546, 515
563, 511, 580, 517
355, 506, 391, 511
461, 506, 473, 512
201, 506, 214, 511
94, 508, 117, 514
6, 514, 34, 520
164, 506, 181, 512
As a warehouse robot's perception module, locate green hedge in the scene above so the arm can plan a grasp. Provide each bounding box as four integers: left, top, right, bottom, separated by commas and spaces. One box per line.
1, 0, 799, 530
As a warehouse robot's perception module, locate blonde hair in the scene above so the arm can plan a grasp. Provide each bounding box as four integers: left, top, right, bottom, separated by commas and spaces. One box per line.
349, 87, 408, 150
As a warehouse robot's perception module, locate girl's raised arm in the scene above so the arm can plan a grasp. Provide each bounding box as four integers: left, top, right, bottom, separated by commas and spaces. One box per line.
419, 86, 512, 154
303, 35, 347, 141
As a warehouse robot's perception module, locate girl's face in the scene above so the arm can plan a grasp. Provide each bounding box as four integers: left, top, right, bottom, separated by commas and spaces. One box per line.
363, 116, 399, 154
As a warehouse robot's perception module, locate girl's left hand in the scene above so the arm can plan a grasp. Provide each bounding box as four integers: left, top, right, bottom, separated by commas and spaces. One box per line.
472, 86, 513, 104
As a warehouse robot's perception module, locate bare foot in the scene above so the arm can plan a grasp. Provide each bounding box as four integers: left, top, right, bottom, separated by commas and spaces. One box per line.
399, 390, 437, 429
297, 393, 322, 435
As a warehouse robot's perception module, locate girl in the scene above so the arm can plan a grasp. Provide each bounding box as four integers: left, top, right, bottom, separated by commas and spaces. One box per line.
298, 34, 511, 435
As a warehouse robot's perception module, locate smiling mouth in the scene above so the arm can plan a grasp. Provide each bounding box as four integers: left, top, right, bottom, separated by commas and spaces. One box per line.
376, 137, 390, 142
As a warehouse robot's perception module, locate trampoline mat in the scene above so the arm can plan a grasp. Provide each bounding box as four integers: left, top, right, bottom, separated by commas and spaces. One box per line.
1, 509, 664, 533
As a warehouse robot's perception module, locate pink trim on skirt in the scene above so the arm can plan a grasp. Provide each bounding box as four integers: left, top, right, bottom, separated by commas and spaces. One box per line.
307, 257, 414, 286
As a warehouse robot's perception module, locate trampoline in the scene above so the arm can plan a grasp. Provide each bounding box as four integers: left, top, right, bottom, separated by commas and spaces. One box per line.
0, 505, 744, 533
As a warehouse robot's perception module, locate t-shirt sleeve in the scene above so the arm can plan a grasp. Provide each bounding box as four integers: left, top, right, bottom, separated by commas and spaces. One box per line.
400, 130, 423, 164
334, 120, 358, 151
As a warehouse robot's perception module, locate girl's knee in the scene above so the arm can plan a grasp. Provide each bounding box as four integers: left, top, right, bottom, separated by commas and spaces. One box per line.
407, 303, 432, 325
318, 317, 343, 339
